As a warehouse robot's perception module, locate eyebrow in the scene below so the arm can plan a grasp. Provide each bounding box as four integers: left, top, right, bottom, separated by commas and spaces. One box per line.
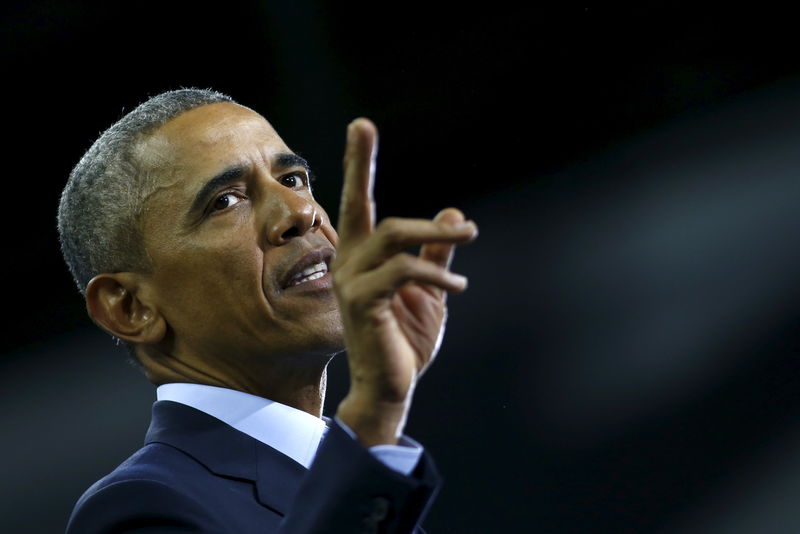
188, 153, 312, 216
189, 166, 246, 216
274, 153, 311, 174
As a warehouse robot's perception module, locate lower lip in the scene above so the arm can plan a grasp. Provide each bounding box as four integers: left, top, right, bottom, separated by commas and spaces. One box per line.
284, 272, 333, 292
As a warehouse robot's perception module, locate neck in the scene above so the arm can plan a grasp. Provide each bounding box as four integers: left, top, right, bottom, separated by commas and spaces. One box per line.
139, 346, 332, 418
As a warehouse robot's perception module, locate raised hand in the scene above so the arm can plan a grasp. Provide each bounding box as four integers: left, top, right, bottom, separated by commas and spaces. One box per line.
332, 119, 478, 446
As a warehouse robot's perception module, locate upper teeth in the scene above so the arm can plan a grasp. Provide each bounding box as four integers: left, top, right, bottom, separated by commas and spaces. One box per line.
289, 261, 327, 286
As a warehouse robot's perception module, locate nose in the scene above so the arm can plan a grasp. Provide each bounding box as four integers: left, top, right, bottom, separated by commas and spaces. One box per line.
264, 186, 322, 246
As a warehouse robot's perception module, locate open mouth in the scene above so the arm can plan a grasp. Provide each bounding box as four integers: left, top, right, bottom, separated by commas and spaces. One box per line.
281, 247, 335, 290
286, 261, 328, 288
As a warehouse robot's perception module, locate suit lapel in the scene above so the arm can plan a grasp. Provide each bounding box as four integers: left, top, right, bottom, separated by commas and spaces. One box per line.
145, 400, 307, 516
255, 439, 307, 513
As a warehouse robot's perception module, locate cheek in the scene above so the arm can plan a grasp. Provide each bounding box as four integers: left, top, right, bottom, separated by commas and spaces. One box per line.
153, 242, 268, 340
192, 238, 261, 289
152, 231, 263, 305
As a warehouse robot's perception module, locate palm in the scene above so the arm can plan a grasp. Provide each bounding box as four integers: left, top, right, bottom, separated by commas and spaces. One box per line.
390, 283, 446, 372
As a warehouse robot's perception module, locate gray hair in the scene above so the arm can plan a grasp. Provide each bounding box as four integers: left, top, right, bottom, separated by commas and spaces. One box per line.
57, 88, 236, 294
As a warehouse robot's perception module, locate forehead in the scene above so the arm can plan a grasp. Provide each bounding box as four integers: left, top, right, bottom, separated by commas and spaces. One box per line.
137, 102, 289, 178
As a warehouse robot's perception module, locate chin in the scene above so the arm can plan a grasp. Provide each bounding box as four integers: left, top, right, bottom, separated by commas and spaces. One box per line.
312, 310, 345, 351
283, 322, 346, 361
313, 325, 346, 357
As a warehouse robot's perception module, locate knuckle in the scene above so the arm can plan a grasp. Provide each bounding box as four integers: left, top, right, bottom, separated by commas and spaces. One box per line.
333, 274, 369, 310
331, 269, 346, 287
345, 285, 371, 311
377, 217, 403, 241
339, 198, 360, 214
335, 282, 358, 307
388, 253, 416, 274
330, 254, 346, 273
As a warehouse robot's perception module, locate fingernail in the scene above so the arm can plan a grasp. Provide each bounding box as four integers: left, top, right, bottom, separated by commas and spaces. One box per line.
454, 221, 476, 232
448, 272, 468, 288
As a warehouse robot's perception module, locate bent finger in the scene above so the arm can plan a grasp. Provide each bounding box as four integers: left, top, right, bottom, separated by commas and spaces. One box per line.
340, 217, 477, 275
343, 253, 468, 309
420, 208, 470, 269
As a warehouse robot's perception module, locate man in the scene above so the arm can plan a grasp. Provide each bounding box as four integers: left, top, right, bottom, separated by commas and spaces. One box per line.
59, 88, 477, 533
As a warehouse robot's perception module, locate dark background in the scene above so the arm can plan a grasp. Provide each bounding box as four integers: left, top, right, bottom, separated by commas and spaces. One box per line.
4, 2, 800, 533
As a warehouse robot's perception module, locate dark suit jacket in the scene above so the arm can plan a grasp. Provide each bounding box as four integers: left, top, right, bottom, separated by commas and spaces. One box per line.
66, 400, 440, 533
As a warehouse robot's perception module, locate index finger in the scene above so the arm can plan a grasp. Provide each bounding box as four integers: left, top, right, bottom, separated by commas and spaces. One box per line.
338, 118, 378, 252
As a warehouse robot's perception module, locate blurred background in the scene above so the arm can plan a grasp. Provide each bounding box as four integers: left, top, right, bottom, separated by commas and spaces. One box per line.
3, 2, 800, 532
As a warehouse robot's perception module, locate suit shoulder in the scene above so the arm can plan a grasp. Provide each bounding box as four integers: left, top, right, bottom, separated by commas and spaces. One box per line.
84, 441, 207, 495
66, 476, 224, 534
67, 443, 224, 533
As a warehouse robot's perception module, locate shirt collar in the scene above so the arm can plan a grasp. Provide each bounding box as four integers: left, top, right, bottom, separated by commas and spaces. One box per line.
156, 383, 328, 469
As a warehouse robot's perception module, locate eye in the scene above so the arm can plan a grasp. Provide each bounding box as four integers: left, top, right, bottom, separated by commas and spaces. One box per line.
280, 172, 308, 189
211, 192, 244, 212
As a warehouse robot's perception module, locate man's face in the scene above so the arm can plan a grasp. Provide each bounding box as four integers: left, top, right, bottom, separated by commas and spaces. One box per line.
136, 102, 343, 368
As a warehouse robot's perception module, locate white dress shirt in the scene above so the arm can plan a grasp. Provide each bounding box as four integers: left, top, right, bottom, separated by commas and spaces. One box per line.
156, 383, 422, 475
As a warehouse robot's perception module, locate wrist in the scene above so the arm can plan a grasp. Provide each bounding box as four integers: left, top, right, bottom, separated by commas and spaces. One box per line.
336, 392, 411, 447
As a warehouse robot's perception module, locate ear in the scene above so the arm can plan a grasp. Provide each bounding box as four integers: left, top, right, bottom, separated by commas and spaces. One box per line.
85, 273, 167, 345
